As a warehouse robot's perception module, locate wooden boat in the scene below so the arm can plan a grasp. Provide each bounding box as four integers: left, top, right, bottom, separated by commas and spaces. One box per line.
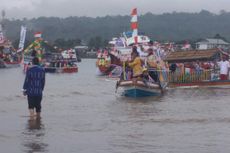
165, 48, 230, 89
169, 80, 230, 89
167, 69, 230, 89
117, 80, 164, 97
97, 64, 111, 75
62, 66, 78, 73
96, 49, 122, 76
44, 66, 78, 73
4, 61, 21, 68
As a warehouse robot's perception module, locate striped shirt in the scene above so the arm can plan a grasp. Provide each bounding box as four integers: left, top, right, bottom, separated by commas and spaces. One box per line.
23, 65, 45, 96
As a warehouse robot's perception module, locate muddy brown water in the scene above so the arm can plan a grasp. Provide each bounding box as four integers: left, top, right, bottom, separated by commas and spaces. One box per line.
0, 59, 230, 153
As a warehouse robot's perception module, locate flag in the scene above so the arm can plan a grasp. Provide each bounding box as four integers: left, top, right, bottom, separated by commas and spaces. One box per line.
130, 8, 138, 44
17, 26, 27, 52
34, 32, 42, 38
0, 32, 4, 44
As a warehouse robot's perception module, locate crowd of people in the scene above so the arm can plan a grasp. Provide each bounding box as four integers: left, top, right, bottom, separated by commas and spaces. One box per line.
168, 56, 230, 81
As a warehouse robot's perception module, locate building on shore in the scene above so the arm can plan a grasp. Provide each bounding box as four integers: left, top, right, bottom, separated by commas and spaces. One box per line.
195, 38, 229, 50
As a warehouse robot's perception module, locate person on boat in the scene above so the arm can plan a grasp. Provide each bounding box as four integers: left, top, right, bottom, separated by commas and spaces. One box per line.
31, 49, 37, 57
146, 48, 159, 82
169, 63, 177, 73
217, 56, 230, 80
142, 67, 151, 86
169, 63, 177, 82
194, 61, 203, 73
23, 57, 45, 119
128, 50, 143, 82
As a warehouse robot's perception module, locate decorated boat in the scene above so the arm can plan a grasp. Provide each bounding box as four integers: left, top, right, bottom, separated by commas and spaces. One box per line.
114, 8, 169, 97
3, 61, 21, 68
169, 80, 230, 89
116, 67, 168, 97
43, 59, 78, 73
165, 48, 230, 88
23, 32, 78, 73
0, 25, 22, 68
96, 49, 121, 75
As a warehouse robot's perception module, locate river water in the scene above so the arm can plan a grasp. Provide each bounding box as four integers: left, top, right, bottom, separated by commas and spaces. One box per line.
1, 59, 230, 153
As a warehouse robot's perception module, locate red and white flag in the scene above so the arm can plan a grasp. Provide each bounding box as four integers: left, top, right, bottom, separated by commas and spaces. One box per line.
34, 32, 42, 38
131, 8, 138, 44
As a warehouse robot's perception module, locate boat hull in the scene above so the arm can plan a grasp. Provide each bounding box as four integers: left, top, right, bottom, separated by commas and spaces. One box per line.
44, 67, 78, 73
3, 61, 21, 68
118, 80, 163, 97
169, 80, 230, 88
123, 86, 161, 97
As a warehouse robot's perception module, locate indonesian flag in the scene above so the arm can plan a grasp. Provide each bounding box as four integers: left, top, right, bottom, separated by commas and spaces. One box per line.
131, 8, 138, 44
34, 32, 42, 38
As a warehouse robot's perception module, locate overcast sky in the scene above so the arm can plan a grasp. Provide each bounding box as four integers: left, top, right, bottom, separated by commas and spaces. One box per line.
0, 0, 230, 19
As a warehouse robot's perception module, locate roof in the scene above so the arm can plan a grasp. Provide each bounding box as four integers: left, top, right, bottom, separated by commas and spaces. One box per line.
165, 49, 224, 63
196, 38, 229, 45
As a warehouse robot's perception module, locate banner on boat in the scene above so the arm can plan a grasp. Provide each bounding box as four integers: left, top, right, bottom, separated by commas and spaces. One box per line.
17, 26, 27, 52
0, 31, 4, 44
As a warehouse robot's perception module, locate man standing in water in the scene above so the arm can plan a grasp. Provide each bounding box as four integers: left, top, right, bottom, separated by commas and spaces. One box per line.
23, 57, 45, 118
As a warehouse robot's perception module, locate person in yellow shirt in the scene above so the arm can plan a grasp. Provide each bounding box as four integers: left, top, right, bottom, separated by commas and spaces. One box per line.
128, 51, 143, 79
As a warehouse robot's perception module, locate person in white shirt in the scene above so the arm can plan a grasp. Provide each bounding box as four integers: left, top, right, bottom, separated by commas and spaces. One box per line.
217, 56, 230, 80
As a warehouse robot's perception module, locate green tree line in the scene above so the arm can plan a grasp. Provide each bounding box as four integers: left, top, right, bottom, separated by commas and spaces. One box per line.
4, 10, 230, 49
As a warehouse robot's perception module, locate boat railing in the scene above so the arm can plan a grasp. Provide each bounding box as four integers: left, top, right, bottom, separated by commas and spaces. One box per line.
167, 69, 221, 83
119, 67, 169, 83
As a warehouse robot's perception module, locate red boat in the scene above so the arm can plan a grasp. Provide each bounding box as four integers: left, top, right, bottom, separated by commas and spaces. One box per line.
62, 66, 78, 73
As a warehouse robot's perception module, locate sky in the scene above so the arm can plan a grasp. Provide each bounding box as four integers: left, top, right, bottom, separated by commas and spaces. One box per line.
0, 0, 230, 19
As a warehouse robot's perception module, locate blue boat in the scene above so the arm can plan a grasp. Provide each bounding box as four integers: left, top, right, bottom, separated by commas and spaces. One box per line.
117, 80, 164, 97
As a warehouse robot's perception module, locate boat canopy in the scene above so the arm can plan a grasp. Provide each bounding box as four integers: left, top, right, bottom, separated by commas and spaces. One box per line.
165, 48, 229, 63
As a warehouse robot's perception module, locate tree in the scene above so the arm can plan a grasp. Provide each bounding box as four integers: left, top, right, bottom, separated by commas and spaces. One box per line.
213, 34, 228, 42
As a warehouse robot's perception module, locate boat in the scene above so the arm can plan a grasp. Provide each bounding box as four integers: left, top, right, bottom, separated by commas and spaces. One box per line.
44, 66, 78, 73
44, 60, 78, 73
117, 80, 163, 97
167, 68, 230, 89
96, 50, 121, 75
169, 80, 230, 89
23, 33, 79, 73
165, 48, 230, 89
0, 37, 21, 69
3, 61, 21, 68
114, 8, 169, 97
